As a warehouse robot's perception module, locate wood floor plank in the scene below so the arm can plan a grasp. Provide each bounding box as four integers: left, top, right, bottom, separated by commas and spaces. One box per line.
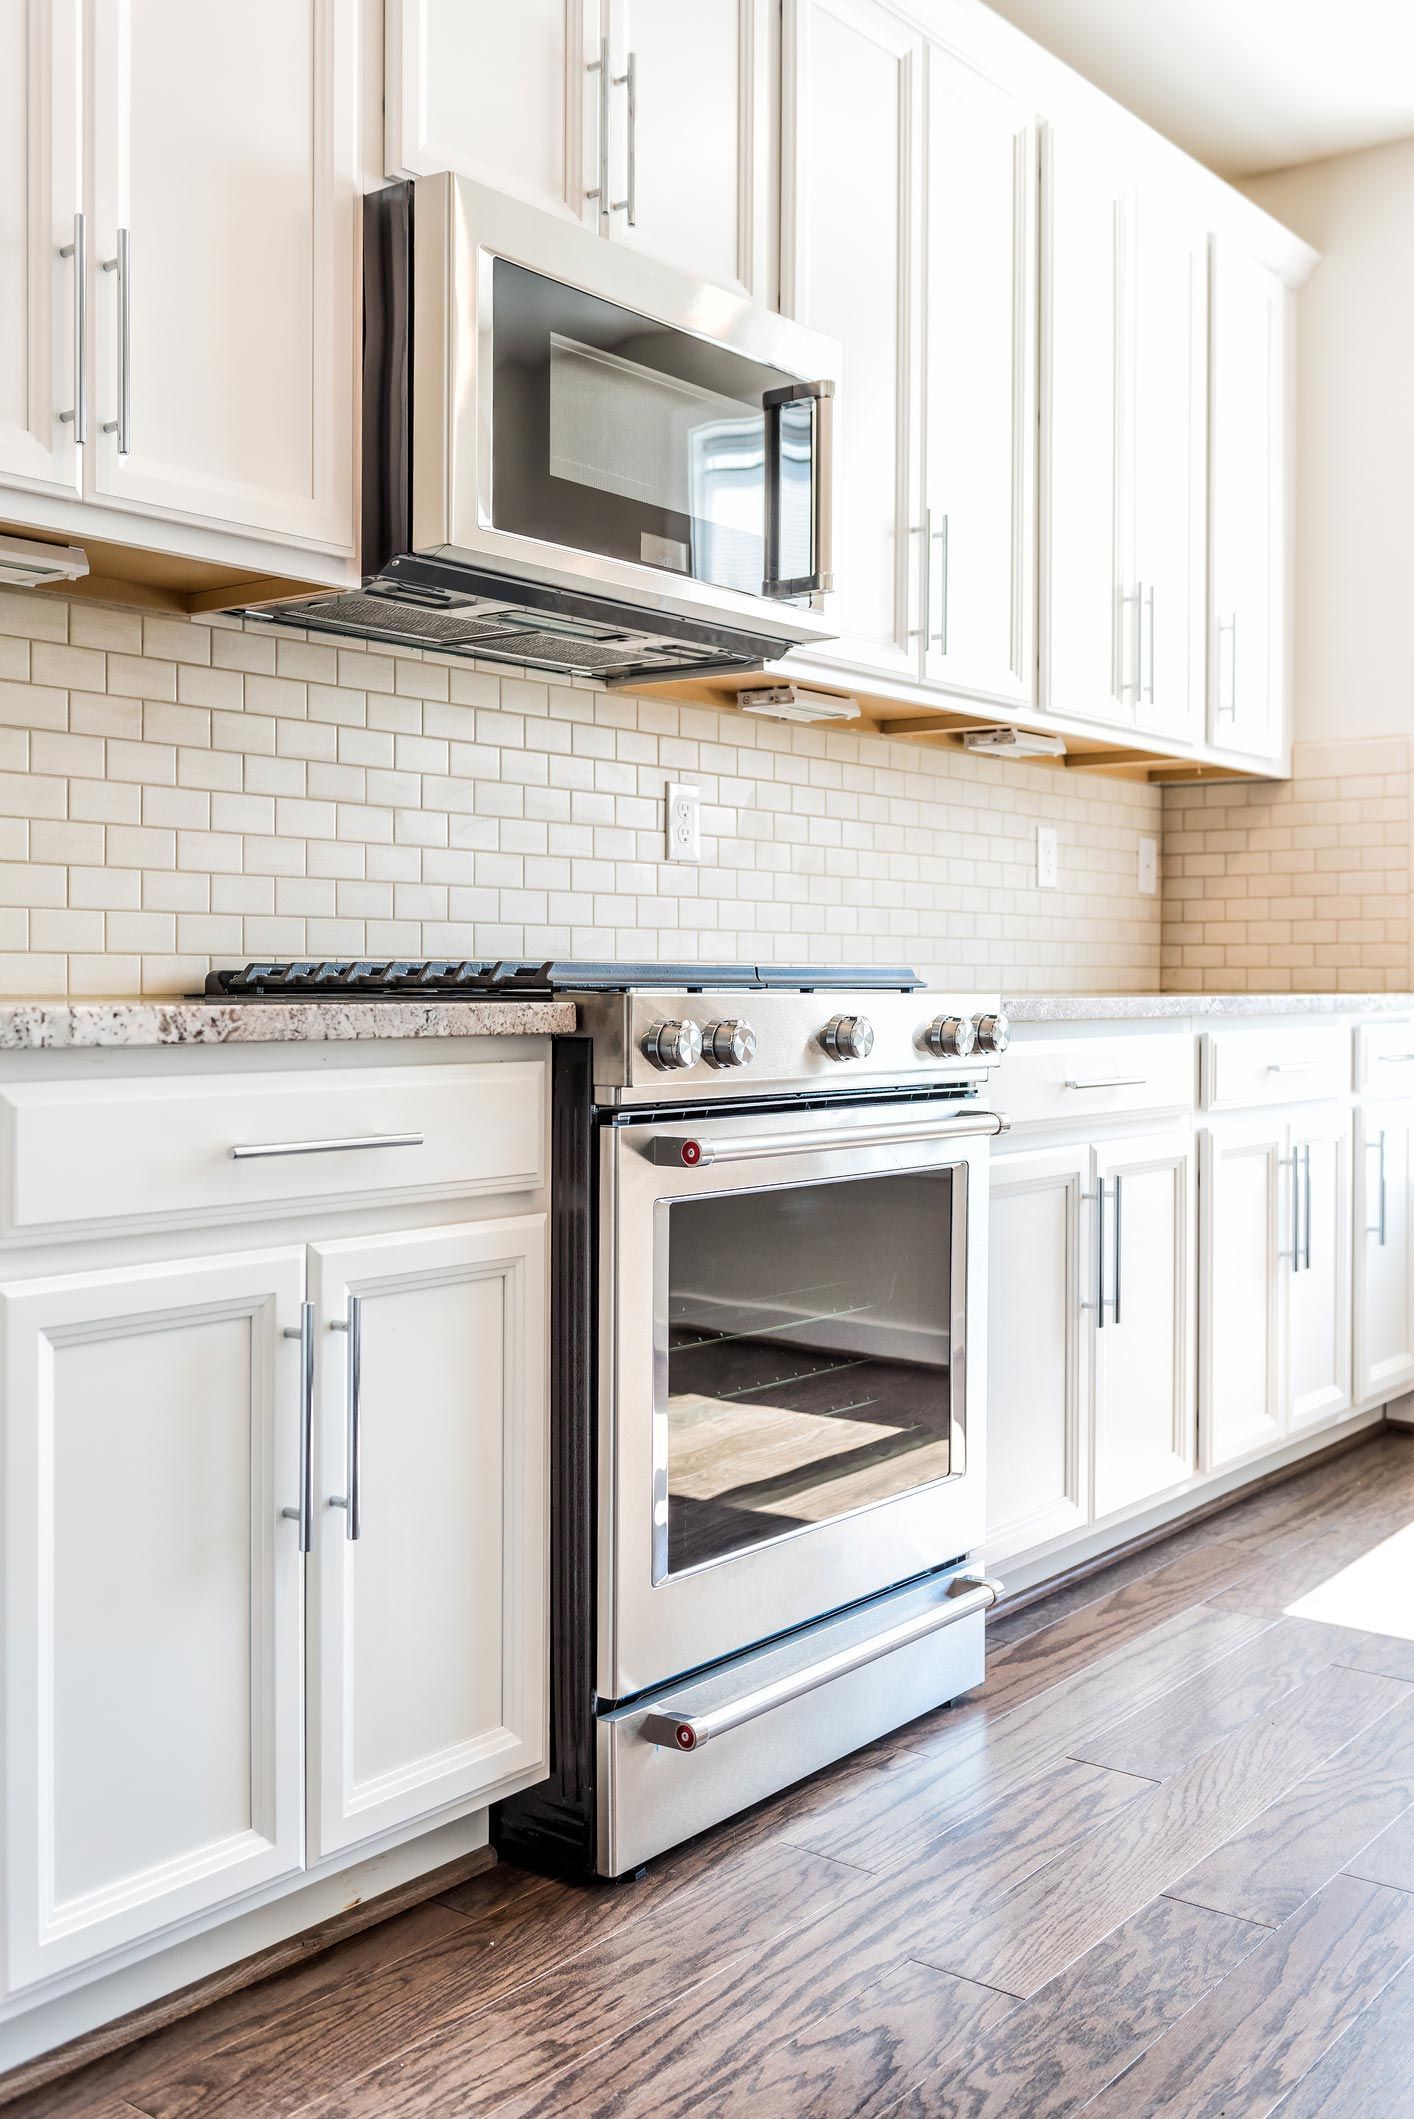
1166, 1689, 1414, 1925
1212, 1434, 1414, 1557
774, 1604, 1267, 1873
1346, 1806, 1414, 1891
922, 1662, 1410, 1997
890, 1893, 1264, 2119
1268, 1953, 1414, 2117
1332, 1629, 1414, 1682
1084, 1873, 1414, 2118
1210, 1493, 1414, 1621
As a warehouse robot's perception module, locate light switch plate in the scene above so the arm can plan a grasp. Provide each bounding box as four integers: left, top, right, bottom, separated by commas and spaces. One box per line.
1138, 835, 1158, 895
666, 782, 701, 863
1036, 825, 1059, 890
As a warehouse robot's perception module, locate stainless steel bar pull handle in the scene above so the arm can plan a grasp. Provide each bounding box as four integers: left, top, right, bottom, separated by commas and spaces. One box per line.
1217, 614, 1238, 717
587, 39, 610, 211
1280, 1150, 1301, 1271
639, 1574, 1005, 1751
282, 1301, 315, 1553
232, 1130, 424, 1161
610, 50, 637, 222
1378, 1053, 1414, 1064
934, 515, 949, 654
648, 1107, 1008, 1167
908, 510, 933, 645
1370, 1130, 1389, 1245
1302, 1142, 1312, 1273
1143, 584, 1156, 705
1083, 1185, 1104, 1322
1111, 1173, 1124, 1326
1065, 1076, 1148, 1093
58, 212, 87, 445
328, 1295, 363, 1539
102, 227, 131, 454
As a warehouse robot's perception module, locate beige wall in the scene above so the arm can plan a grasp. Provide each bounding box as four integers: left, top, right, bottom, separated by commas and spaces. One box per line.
0, 588, 1163, 998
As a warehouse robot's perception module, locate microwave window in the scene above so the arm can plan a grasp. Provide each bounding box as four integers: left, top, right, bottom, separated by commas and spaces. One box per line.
491, 258, 815, 597
658, 1169, 959, 1578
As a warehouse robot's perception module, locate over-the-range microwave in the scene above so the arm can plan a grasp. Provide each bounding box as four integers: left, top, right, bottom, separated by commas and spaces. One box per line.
247, 174, 843, 687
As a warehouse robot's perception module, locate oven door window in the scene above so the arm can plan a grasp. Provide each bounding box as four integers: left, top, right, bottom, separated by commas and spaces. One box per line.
656, 1168, 961, 1580
490, 258, 815, 598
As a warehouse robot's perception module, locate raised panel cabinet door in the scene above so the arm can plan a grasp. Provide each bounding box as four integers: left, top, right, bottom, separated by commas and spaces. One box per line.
1040, 122, 1133, 730
0, 0, 83, 495
387, 0, 598, 227
1130, 190, 1207, 745
785, 0, 924, 681
1209, 238, 1284, 759
0, 1248, 306, 1995
1092, 1129, 1196, 1518
922, 40, 1037, 708
1199, 1117, 1285, 1471
612, 0, 772, 300
88, 0, 357, 550
308, 1217, 548, 1860
985, 1145, 1090, 1567
1355, 1103, 1414, 1406
1289, 1106, 1353, 1433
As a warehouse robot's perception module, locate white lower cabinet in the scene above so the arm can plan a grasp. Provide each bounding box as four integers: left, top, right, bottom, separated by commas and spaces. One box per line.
0, 1249, 307, 1995
308, 1220, 547, 1860
1288, 1106, 1353, 1434
1355, 1101, 1414, 1406
1092, 1131, 1197, 1517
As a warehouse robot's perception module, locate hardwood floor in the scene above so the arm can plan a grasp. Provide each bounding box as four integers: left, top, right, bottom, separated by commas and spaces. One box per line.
11, 1425, 1414, 2119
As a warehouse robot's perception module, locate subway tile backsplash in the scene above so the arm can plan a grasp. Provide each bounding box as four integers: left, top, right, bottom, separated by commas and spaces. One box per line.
0, 590, 1163, 997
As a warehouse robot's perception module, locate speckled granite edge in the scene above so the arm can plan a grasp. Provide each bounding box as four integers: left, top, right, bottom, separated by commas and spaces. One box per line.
1005, 993, 1414, 1024
0, 998, 577, 1049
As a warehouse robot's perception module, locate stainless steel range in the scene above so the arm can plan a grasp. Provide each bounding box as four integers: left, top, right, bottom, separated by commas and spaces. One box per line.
206, 959, 1009, 1876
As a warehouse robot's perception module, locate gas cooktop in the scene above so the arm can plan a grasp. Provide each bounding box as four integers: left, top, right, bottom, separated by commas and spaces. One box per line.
203, 960, 926, 1000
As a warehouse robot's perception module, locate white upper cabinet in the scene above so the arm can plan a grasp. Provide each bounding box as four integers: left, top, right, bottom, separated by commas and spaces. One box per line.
0, 0, 83, 497
922, 41, 1037, 707
86, 0, 357, 550
1209, 238, 1286, 759
786, 0, 923, 682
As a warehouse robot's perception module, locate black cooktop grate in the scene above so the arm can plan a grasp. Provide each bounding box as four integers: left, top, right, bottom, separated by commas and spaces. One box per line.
203, 960, 924, 999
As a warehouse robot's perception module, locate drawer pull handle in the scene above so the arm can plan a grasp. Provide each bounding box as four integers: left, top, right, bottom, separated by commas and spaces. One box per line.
639, 1573, 1005, 1751
1378, 1053, 1414, 1063
232, 1131, 424, 1161
1266, 1062, 1313, 1074
1064, 1076, 1148, 1092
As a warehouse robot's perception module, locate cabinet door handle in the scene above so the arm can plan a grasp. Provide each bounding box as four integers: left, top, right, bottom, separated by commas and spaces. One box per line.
231, 1130, 424, 1160
101, 227, 131, 454
281, 1301, 315, 1553
1143, 584, 1156, 705
1280, 1150, 1301, 1271
908, 509, 933, 646
933, 515, 949, 654
57, 212, 87, 446
610, 50, 638, 223
1111, 1173, 1124, 1326
587, 38, 610, 213
1368, 1129, 1388, 1246
1217, 613, 1238, 717
328, 1295, 363, 1540
1378, 1053, 1414, 1064
1302, 1142, 1312, 1273
1084, 1183, 1108, 1327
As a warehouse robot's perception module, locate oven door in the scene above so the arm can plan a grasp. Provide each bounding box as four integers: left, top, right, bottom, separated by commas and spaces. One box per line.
599, 1098, 996, 1701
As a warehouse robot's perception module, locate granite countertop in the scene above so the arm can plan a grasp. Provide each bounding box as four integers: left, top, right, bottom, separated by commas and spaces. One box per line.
0, 998, 578, 1050
1005, 993, 1414, 1024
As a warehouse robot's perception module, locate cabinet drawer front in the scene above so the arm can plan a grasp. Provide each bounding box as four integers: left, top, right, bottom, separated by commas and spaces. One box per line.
1202, 1026, 1350, 1111
1003, 1034, 1195, 1128
0, 1062, 545, 1238
1357, 1019, 1414, 1096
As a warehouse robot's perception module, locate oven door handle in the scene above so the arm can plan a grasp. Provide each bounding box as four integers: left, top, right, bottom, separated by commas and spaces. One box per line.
639, 1573, 1005, 1752
646, 1108, 1009, 1167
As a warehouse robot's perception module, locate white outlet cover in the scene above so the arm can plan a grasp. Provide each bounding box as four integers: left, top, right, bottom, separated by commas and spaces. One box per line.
1138, 835, 1158, 895
665, 782, 701, 864
1036, 824, 1059, 890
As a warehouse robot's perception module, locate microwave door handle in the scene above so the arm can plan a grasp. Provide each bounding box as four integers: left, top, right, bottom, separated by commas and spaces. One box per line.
646, 1107, 1009, 1167
761, 379, 835, 599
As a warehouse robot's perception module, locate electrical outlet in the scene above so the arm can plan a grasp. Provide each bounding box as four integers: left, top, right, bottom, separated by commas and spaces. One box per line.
1036, 824, 1059, 890
665, 782, 701, 864
1138, 835, 1158, 896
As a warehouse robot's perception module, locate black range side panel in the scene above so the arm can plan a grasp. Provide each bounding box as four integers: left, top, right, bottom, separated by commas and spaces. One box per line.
361, 180, 413, 577
492, 1037, 602, 1877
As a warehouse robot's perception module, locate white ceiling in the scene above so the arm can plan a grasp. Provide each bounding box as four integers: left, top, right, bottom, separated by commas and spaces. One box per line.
985, 0, 1414, 177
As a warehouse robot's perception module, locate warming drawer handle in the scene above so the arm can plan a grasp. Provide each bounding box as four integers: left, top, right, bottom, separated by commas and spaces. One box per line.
646, 1109, 1008, 1168
639, 1574, 1005, 1752
232, 1131, 424, 1161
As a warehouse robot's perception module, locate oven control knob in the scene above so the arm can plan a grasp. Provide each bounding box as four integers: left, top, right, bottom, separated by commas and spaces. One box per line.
822, 1013, 875, 1062
703, 1018, 757, 1069
926, 1014, 978, 1060
642, 1018, 703, 1071
973, 1011, 1010, 1055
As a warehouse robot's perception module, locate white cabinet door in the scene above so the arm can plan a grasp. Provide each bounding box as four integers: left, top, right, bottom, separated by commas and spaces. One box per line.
985, 1146, 1090, 1565
786, 0, 923, 681
1130, 191, 1207, 745
1355, 1102, 1414, 1407
1288, 1106, 1353, 1434
1200, 1116, 1285, 1470
0, 0, 83, 496
387, 0, 597, 226
1092, 1130, 1196, 1517
614, 0, 772, 299
1209, 239, 1285, 759
308, 1218, 547, 1860
1040, 122, 1131, 730
922, 41, 1036, 707
88, 0, 357, 550
0, 1250, 306, 1995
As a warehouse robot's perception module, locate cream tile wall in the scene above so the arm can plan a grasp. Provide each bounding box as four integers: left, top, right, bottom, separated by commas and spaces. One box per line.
0, 589, 1162, 998
1162, 736, 1414, 992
